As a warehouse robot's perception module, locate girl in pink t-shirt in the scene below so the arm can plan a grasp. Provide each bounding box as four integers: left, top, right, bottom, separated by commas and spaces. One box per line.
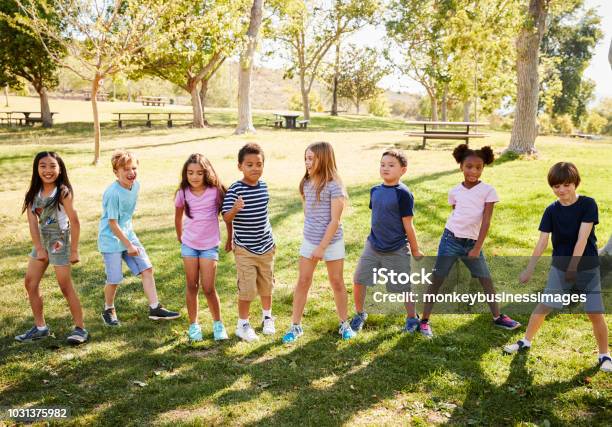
418, 144, 520, 338
175, 154, 231, 342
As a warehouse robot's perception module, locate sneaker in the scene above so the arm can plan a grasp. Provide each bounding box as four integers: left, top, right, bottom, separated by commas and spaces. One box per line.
494, 314, 521, 330
188, 323, 203, 342
236, 322, 259, 342
262, 316, 276, 335
102, 308, 120, 327
350, 311, 368, 332
599, 355, 612, 373
403, 316, 420, 334
282, 324, 304, 344
66, 327, 89, 344
503, 339, 530, 354
213, 321, 229, 341
339, 321, 356, 340
149, 304, 180, 320
419, 320, 433, 338
15, 325, 50, 342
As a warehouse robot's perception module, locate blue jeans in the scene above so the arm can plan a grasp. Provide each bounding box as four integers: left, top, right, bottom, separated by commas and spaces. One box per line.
433, 229, 491, 278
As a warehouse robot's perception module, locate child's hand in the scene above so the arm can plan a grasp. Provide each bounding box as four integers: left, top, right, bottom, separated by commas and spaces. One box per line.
232, 196, 245, 213
127, 243, 139, 257
519, 269, 532, 284
225, 239, 233, 252
311, 245, 325, 261
412, 250, 424, 261
565, 268, 577, 284
467, 248, 480, 259
36, 247, 48, 263
70, 250, 80, 264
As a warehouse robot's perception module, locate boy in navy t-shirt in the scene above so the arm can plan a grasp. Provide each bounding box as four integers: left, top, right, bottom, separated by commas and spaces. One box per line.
350, 149, 424, 334
504, 162, 610, 373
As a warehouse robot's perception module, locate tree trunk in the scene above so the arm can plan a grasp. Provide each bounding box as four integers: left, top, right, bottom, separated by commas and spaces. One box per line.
331, 36, 340, 116
91, 75, 102, 165
355, 101, 360, 115
235, 0, 263, 135
127, 80, 132, 103
188, 78, 205, 128
507, 0, 548, 154
463, 101, 471, 122
441, 86, 448, 122
3, 85, 8, 107
199, 79, 210, 126
430, 95, 439, 122
300, 73, 310, 120
37, 86, 53, 128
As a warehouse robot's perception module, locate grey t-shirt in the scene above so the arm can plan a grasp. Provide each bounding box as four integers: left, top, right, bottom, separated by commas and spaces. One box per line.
303, 180, 344, 245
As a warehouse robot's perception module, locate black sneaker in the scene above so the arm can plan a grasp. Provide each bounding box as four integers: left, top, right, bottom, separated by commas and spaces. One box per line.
102, 308, 120, 327
66, 327, 89, 344
148, 304, 180, 320
15, 325, 50, 342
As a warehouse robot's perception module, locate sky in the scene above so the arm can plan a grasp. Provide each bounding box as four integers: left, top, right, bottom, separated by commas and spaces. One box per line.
264, 0, 612, 102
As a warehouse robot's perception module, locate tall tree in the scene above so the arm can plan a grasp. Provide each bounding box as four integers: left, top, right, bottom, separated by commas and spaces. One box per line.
15, 0, 173, 164
235, 0, 264, 135
540, 3, 602, 124
134, 0, 246, 128
325, 44, 387, 114
0, 0, 63, 127
276, 0, 378, 120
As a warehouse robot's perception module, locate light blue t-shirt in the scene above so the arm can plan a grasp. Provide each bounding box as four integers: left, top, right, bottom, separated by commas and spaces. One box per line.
98, 180, 140, 253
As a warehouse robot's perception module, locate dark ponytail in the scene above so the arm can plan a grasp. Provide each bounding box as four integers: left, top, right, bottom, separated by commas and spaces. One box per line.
452, 144, 495, 165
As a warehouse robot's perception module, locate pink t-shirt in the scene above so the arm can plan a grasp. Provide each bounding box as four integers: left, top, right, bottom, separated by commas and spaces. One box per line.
175, 187, 221, 250
445, 182, 499, 240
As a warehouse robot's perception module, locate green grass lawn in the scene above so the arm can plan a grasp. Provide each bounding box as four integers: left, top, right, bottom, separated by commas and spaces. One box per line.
0, 112, 611, 426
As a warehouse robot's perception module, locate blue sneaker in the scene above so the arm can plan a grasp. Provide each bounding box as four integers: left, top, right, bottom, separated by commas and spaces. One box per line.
350, 311, 368, 332
188, 323, 203, 342
282, 324, 303, 344
494, 314, 521, 330
15, 325, 50, 342
213, 321, 228, 341
403, 316, 420, 334
339, 321, 356, 340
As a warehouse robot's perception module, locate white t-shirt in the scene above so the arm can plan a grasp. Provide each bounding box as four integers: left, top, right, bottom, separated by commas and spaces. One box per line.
445, 182, 499, 240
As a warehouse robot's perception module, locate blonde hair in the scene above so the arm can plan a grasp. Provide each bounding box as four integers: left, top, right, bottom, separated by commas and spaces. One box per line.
299, 141, 346, 202
111, 150, 138, 171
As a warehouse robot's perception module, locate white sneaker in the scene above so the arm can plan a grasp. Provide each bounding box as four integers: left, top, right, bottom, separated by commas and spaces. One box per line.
600, 356, 612, 373
262, 316, 276, 335
236, 322, 259, 342
503, 340, 530, 354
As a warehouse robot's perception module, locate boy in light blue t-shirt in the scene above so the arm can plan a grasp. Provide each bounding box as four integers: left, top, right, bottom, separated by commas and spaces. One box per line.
98, 151, 180, 326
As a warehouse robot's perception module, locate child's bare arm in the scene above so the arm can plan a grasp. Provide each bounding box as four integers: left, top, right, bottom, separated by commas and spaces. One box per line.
108, 219, 138, 256
311, 197, 343, 260
402, 216, 423, 259
27, 207, 47, 262
224, 219, 233, 252
468, 202, 495, 257
567, 222, 594, 272
61, 191, 80, 263
519, 232, 549, 283
174, 206, 183, 243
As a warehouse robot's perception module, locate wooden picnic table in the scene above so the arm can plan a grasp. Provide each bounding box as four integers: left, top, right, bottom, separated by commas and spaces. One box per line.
141, 96, 168, 107
1, 111, 59, 127
112, 112, 192, 128
405, 120, 489, 148
274, 112, 300, 129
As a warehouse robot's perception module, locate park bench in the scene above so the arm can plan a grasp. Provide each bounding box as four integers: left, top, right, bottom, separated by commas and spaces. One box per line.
0, 111, 58, 127
406, 121, 489, 148
141, 96, 168, 107
298, 119, 310, 129
113, 112, 193, 128
570, 133, 602, 140
265, 116, 284, 128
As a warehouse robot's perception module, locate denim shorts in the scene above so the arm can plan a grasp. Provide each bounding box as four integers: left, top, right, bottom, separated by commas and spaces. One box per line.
543, 266, 604, 312
102, 241, 153, 285
300, 239, 345, 261
181, 243, 219, 260
30, 227, 71, 266
433, 228, 491, 278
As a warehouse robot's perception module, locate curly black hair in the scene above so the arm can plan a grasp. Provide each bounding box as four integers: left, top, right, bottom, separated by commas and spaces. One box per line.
452, 144, 494, 165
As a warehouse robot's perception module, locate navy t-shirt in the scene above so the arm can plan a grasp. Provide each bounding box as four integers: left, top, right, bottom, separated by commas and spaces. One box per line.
538, 195, 599, 271
367, 183, 414, 252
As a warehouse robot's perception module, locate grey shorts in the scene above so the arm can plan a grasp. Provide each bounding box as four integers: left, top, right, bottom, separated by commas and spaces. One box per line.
543, 266, 604, 313
30, 227, 71, 266
353, 240, 411, 292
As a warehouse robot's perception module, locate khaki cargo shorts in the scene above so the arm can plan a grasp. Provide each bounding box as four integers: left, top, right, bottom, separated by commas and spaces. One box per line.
234, 245, 275, 301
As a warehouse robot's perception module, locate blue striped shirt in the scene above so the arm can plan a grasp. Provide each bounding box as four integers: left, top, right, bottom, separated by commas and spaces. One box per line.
303, 180, 344, 245
222, 180, 274, 254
